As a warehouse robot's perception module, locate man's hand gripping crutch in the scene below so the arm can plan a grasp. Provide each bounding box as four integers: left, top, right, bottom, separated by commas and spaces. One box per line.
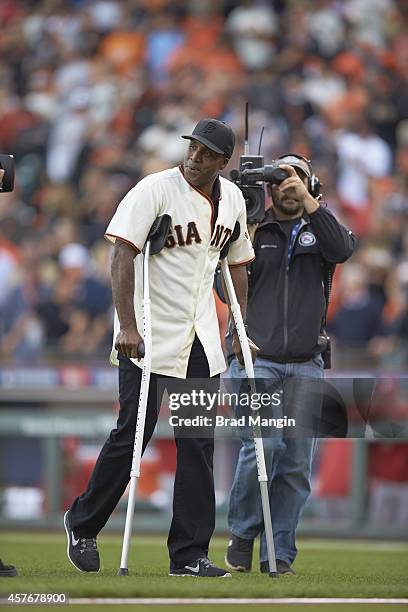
220, 222, 279, 578
118, 214, 171, 576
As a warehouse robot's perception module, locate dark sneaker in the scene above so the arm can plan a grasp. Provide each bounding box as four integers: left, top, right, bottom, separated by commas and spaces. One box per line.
64, 510, 100, 573
225, 533, 254, 572
260, 559, 296, 575
169, 557, 231, 577
0, 559, 18, 577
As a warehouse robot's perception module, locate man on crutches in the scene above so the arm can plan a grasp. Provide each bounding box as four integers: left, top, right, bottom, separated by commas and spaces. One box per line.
64, 118, 255, 577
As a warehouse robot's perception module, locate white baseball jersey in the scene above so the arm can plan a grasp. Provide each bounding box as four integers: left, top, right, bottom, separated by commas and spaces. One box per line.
105, 165, 254, 378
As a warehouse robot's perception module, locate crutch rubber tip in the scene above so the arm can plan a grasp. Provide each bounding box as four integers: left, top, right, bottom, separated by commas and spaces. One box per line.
118, 568, 129, 576
269, 572, 280, 578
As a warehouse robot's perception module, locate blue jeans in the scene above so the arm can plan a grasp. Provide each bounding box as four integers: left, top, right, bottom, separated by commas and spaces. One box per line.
227, 355, 324, 565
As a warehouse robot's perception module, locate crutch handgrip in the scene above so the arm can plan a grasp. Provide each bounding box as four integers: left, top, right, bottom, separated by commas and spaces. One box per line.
137, 341, 145, 358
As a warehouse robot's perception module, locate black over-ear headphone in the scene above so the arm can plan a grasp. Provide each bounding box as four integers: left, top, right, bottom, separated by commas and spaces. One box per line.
275, 153, 322, 199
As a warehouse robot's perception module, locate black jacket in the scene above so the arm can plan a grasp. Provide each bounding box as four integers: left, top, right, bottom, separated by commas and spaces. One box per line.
227, 205, 357, 363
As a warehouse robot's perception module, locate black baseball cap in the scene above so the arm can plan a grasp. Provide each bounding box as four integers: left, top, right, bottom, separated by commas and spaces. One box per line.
182, 118, 235, 157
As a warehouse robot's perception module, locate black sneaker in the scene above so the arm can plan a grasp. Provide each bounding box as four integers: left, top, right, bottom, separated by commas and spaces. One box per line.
169, 557, 231, 577
260, 559, 295, 575
225, 533, 254, 572
64, 510, 100, 573
0, 560, 18, 577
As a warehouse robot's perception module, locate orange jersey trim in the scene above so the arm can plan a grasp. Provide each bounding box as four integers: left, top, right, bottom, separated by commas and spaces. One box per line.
104, 233, 141, 254
178, 165, 215, 231
228, 255, 256, 268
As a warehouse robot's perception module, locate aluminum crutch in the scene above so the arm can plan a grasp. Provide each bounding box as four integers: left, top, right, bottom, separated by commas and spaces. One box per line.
220, 254, 279, 578
118, 214, 171, 576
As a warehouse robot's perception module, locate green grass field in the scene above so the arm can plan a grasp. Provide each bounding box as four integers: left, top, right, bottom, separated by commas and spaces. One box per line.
0, 532, 407, 610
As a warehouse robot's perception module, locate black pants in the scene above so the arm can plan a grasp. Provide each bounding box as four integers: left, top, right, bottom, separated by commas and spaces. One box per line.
69, 336, 219, 568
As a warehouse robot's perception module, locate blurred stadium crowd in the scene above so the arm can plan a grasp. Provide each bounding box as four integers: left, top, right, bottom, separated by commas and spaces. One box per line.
0, 0, 407, 368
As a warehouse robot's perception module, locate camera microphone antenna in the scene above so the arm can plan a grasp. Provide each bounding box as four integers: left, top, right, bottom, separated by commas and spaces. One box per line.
244, 101, 249, 155
257, 126, 265, 156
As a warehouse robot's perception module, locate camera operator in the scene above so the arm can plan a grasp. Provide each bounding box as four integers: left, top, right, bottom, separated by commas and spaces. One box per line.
225, 154, 356, 575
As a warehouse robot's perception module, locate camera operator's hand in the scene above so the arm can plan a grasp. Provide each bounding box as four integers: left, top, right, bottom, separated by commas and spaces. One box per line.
232, 331, 259, 366
277, 164, 319, 214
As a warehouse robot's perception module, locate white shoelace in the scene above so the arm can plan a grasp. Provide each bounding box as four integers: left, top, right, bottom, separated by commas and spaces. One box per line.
197, 557, 214, 568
